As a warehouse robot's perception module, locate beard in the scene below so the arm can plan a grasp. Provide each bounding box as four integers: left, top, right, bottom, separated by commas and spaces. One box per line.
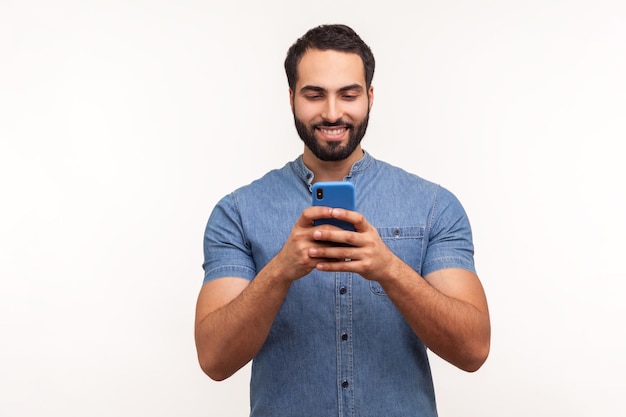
293, 111, 370, 162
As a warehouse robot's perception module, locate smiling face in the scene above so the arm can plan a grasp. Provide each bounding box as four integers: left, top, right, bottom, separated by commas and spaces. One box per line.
290, 48, 374, 162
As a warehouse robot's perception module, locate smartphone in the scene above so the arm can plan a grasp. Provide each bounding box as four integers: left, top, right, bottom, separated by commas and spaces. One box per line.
312, 181, 355, 231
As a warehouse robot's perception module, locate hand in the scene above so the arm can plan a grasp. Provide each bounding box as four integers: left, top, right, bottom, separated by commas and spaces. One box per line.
269, 206, 343, 283
307, 208, 398, 281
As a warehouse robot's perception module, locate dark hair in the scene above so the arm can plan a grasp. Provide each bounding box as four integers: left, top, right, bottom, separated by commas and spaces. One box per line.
284, 24, 375, 91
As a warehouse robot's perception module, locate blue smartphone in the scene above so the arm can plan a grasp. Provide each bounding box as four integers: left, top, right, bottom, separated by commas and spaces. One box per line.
312, 181, 355, 231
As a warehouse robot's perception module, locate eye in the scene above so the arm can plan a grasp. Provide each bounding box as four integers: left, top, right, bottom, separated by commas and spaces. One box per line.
342, 92, 359, 101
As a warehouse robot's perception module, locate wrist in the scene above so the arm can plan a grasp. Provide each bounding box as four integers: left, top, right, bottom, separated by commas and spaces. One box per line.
375, 255, 411, 288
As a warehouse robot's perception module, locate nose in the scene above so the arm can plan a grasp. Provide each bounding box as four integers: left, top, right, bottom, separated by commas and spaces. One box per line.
321, 97, 343, 122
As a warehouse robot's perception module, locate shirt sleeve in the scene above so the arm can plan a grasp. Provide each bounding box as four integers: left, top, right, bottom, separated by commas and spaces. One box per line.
202, 193, 257, 284
421, 185, 476, 276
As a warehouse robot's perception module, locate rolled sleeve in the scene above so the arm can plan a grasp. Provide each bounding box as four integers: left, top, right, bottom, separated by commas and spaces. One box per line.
422, 186, 476, 276
202, 194, 257, 284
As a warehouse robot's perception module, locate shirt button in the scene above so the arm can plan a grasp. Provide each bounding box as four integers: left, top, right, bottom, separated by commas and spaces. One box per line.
339, 287, 347, 295
341, 333, 348, 341
342, 380, 349, 388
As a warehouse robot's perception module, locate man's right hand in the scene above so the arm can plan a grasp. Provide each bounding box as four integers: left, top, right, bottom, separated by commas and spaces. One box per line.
268, 205, 341, 283
195, 205, 341, 380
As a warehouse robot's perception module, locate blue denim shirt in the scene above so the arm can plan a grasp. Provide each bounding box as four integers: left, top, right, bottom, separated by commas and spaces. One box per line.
203, 151, 475, 417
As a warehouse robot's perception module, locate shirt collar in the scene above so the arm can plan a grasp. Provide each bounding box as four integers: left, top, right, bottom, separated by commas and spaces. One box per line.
291, 150, 374, 191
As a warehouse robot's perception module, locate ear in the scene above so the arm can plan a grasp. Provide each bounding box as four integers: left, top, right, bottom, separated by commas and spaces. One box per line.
367, 85, 374, 110
289, 89, 294, 111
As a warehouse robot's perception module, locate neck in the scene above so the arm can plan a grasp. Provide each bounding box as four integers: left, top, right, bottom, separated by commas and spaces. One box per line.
303, 146, 364, 183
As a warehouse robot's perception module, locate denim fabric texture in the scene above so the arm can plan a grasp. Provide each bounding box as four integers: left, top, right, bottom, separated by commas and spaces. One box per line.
202, 151, 475, 417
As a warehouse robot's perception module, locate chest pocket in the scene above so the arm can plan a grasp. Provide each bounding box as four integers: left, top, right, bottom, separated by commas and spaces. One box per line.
370, 226, 425, 296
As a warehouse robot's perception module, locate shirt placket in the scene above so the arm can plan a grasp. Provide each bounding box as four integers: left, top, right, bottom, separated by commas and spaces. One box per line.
336, 271, 354, 417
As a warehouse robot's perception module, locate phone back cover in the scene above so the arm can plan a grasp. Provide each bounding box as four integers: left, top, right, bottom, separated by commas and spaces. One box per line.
312, 182, 355, 231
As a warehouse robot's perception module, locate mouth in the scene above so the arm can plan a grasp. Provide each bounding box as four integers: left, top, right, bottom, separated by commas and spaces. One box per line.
316, 126, 349, 141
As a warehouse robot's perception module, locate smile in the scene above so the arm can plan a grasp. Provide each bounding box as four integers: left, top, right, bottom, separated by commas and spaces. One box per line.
318, 127, 348, 136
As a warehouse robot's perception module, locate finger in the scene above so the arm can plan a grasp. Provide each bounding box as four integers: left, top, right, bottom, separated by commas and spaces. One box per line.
329, 208, 368, 232
297, 206, 334, 227
309, 244, 355, 260
312, 228, 360, 247
315, 258, 358, 272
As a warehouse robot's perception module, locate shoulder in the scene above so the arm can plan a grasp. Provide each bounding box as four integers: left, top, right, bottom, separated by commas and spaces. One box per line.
209, 158, 309, 227
367, 156, 443, 197
365, 156, 468, 218
372, 156, 434, 184
215, 161, 298, 207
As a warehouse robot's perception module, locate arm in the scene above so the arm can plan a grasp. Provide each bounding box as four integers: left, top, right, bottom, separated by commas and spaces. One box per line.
194, 273, 289, 381
376, 264, 490, 372
308, 208, 491, 372
194, 206, 340, 381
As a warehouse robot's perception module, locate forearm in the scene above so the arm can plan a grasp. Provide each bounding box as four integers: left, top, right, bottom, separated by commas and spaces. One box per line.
307, 208, 490, 370
195, 264, 292, 381
379, 260, 491, 372
197, 209, 337, 380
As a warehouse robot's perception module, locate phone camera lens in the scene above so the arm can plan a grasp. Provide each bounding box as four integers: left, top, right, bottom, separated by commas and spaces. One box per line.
316, 188, 324, 200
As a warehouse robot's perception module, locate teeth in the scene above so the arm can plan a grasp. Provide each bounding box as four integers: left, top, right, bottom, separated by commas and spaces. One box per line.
320, 128, 345, 135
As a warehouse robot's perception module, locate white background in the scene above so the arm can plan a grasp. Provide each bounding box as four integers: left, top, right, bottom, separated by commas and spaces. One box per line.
1, 1, 625, 416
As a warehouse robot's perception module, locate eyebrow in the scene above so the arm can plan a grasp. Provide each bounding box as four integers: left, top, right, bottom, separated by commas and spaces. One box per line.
299, 83, 364, 94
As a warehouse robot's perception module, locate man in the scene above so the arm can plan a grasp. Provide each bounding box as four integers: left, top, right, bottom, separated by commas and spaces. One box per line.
195, 24, 490, 416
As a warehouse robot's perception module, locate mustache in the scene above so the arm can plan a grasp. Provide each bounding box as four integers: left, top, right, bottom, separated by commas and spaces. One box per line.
313, 119, 353, 128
